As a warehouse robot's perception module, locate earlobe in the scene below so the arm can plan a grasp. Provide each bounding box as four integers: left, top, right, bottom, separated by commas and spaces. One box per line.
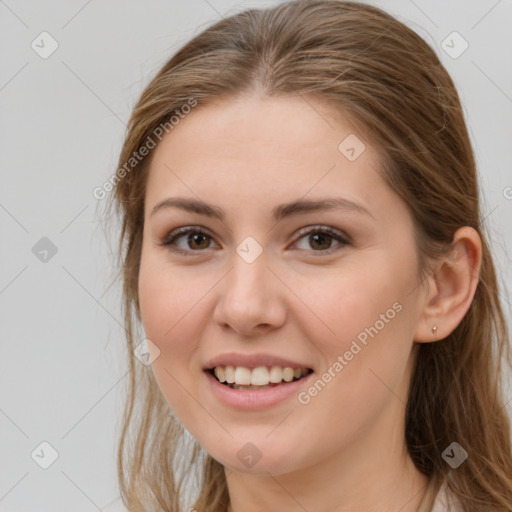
415, 322, 441, 344
414, 227, 482, 343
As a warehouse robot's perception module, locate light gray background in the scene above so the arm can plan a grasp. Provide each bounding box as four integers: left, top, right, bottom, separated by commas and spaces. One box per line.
1, 1, 511, 510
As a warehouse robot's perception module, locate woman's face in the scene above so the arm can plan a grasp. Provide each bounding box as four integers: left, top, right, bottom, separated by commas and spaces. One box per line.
138, 93, 428, 475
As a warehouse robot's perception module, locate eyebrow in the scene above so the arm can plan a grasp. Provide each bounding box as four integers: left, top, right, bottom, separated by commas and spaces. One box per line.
150, 196, 374, 221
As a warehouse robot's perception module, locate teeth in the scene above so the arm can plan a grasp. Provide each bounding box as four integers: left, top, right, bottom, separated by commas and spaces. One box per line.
282, 367, 295, 382
251, 366, 269, 385
212, 365, 310, 387
214, 366, 225, 383
269, 365, 284, 383
234, 366, 252, 385
225, 365, 235, 383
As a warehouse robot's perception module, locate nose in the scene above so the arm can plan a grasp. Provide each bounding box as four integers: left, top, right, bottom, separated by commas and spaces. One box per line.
212, 249, 287, 336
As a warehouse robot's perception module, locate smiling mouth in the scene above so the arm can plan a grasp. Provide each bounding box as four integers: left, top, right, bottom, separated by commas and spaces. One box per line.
207, 365, 314, 390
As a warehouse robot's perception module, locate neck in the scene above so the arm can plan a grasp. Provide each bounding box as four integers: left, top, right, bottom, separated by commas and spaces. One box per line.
226, 451, 428, 512
224, 390, 429, 512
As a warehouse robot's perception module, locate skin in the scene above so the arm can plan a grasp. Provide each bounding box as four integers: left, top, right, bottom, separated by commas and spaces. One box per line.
138, 92, 482, 512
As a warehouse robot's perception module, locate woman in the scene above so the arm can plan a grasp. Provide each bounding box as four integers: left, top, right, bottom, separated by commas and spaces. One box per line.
103, 1, 512, 510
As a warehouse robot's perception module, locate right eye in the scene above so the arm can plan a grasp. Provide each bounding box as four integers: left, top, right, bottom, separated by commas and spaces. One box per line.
159, 227, 218, 255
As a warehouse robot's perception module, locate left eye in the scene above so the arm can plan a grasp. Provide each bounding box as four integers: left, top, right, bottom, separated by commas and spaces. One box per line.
293, 226, 349, 253
160, 226, 349, 255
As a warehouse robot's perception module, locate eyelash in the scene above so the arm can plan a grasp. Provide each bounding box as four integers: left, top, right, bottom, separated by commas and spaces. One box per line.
158, 225, 350, 256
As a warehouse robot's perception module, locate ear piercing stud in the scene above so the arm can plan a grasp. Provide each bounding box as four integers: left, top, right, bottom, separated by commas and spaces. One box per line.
432, 324, 438, 337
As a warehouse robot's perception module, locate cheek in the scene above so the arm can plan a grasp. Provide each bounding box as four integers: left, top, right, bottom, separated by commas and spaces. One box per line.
295, 257, 407, 342
137, 254, 202, 370
138, 257, 206, 420
298, 254, 417, 391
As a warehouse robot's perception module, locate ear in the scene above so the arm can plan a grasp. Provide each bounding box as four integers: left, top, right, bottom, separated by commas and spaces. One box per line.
414, 226, 482, 343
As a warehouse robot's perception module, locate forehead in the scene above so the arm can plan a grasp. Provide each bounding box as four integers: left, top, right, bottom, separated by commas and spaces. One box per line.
144, 93, 390, 219
151, 93, 373, 160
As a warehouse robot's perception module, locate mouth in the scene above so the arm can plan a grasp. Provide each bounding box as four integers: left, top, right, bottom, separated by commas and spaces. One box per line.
206, 365, 314, 390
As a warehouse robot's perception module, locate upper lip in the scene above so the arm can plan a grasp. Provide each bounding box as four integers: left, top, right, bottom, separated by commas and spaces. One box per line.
203, 352, 313, 371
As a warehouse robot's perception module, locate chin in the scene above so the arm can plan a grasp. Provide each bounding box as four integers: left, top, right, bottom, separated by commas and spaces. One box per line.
205, 439, 307, 477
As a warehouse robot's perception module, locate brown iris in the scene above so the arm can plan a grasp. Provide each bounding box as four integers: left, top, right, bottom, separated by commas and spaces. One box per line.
187, 232, 210, 250
308, 232, 333, 251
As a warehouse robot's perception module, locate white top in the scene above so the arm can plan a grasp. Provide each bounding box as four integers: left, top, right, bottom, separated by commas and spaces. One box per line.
427, 482, 464, 512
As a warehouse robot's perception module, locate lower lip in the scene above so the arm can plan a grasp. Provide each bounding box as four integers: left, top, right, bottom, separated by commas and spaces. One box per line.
204, 370, 314, 410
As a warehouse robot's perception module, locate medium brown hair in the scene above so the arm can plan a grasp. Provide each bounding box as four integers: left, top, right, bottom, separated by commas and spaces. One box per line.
102, 1, 512, 510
